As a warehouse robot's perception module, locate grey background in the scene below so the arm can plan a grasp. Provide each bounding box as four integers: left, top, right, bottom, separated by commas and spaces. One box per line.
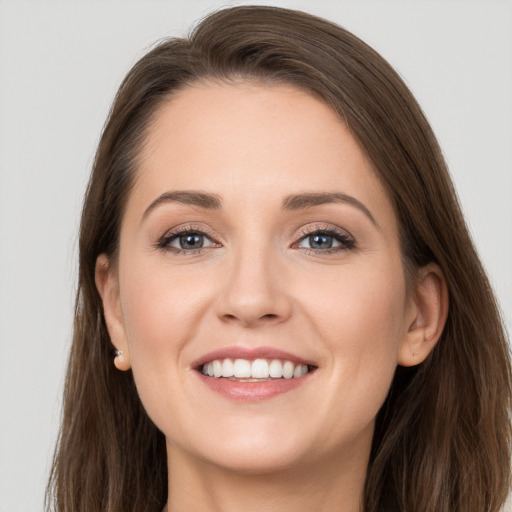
1, 1, 511, 510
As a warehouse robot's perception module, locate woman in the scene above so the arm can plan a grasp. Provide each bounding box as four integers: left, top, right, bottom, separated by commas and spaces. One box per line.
46, 5, 511, 512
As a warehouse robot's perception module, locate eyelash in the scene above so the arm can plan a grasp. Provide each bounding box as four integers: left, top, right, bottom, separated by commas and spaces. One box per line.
156, 225, 220, 255
156, 224, 356, 255
292, 225, 356, 255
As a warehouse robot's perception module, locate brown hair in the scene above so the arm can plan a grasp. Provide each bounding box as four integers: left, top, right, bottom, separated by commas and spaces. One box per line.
46, 6, 511, 511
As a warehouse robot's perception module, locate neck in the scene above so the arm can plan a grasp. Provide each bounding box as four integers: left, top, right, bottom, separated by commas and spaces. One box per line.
163, 441, 369, 512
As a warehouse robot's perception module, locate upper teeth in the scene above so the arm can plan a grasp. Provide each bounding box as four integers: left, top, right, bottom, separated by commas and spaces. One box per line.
201, 358, 309, 379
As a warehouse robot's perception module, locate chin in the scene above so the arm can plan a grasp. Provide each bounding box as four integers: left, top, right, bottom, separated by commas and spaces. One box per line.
172, 420, 318, 475
201, 443, 311, 475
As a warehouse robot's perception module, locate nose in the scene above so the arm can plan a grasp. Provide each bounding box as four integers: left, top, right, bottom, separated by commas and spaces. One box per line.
215, 244, 293, 327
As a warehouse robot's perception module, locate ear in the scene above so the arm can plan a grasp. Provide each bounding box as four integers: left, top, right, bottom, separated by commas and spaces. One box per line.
398, 263, 449, 367
95, 254, 131, 371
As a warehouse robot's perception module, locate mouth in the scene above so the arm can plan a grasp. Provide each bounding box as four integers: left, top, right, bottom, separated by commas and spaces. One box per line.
199, 358, 313, 381
192, 347, 318, 401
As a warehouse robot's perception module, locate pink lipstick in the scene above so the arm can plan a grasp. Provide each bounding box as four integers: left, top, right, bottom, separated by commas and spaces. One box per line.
192, 346, 316, 402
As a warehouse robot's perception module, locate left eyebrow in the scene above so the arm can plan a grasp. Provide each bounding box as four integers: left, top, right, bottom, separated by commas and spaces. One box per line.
281, 192, 378, 227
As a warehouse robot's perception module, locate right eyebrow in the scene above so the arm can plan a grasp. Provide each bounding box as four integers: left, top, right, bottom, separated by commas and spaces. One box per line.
141, 190, 222, 223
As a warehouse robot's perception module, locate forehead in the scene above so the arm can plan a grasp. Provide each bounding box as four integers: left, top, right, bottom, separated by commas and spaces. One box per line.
127, 81, 396, 231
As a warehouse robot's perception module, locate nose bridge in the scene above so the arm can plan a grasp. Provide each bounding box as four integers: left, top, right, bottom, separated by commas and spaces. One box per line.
216, 236, 292, 326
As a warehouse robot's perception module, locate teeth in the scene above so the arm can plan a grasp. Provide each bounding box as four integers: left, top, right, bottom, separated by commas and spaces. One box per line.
251, 359, 269, 378
201, 358, 310, 380
222, 358, 234, 377
269, 359, 283, 378
282, 361, 294, 379
233, 359, 251, 378
212, 360, 222, 378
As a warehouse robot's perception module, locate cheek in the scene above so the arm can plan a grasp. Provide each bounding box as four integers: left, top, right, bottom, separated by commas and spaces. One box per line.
117, 253, 226, 418
116, 257, 209, 429
119, 261, 206, 357
298, 258, 407, 350
338, 269, 406, 376
296, 260, 407, 425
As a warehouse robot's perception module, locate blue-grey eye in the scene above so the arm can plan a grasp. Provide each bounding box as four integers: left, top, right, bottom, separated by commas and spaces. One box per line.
308, 234, 334, 249
297, 230, 353, 250
163, 231, 216, 251
178, 233, 204, 249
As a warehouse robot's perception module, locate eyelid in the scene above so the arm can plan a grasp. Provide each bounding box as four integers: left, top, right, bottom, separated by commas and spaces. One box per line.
294, 223, 354, 240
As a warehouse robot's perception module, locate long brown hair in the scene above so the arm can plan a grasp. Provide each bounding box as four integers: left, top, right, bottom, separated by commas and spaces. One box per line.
46, 6, 511, 511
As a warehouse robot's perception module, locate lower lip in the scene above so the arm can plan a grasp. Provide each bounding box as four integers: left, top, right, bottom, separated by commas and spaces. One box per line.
196, 372, 312, 401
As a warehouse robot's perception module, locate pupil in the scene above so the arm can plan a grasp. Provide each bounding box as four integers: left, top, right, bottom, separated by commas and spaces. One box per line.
180, 234, 203, 249
310, 234, 333, 249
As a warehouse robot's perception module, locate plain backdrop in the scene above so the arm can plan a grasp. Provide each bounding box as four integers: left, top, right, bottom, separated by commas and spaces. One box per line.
0, 1, 511, 510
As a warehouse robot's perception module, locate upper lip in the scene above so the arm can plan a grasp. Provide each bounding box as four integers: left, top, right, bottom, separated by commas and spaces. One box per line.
191, 346, 317, 370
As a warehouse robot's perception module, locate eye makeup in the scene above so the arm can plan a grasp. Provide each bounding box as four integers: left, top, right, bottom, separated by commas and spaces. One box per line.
154, 221, 356, 257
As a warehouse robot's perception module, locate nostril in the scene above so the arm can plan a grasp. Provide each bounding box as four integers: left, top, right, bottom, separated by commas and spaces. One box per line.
221, 314, 238, 322
220, 311, 282, 326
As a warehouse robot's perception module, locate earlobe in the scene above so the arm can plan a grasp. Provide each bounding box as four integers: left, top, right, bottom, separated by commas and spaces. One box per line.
398, 263, 449, 367
95, 254, 131, 371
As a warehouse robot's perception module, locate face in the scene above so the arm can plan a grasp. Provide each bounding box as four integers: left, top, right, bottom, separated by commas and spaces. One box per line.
100, 82, 420, 474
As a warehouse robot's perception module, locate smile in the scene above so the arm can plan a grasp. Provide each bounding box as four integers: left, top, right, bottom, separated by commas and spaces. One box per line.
193, 347, 317, 401
201, 358, 310, 380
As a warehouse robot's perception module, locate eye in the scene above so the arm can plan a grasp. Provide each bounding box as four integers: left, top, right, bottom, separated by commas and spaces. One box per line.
172, 233, 208, 250
158, 228, 219, 254
295, 227, 355, 253
300, 233, 338, 250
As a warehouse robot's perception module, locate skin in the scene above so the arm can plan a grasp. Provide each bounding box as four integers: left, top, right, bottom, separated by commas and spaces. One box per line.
96, 82, 448, 512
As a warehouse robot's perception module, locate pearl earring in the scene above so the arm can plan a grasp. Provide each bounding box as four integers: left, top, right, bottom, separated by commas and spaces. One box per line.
113, 348, 130, 371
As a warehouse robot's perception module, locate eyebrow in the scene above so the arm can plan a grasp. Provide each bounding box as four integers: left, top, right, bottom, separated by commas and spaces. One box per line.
141, 189, 377, 227
281, 192, 378, 226
141, 190, 222, 221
